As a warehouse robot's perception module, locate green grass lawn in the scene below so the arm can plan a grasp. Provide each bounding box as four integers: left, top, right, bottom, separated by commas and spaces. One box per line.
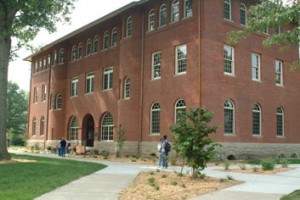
281, 190, 300, 200
0, 154, 106, 200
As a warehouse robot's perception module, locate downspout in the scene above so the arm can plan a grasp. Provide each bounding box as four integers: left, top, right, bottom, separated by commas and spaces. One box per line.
198, 0, 202, 107
45, 60, 52, 150
138, 10, 145, 156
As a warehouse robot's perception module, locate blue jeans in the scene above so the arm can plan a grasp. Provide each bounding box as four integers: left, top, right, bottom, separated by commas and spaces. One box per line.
162, 151, 168, 168
158, 152, 164, 167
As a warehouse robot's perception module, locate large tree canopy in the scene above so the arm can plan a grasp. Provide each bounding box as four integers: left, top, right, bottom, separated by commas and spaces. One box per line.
227, 0, 300, 67
0, 0, 75, 160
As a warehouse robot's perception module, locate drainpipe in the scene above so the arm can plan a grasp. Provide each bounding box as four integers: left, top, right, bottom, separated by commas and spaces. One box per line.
198, 0, 202, 107
45, 58, 52, 150
138, 10, 145, 156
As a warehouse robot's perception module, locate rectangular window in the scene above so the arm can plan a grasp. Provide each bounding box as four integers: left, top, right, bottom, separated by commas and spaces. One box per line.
275, 60, 283, 86
252, 53, 261, 81
41, 85, 47, 102
175, 44, 187, 75
152, 51, 161, 79
71, 78, 79, 97
224, 45, 234, 75
33, 87, 38, 103
224, 0, 231, 20
103, 67, 113, 90
85, 73, 95, 94
184, 0, 193, 18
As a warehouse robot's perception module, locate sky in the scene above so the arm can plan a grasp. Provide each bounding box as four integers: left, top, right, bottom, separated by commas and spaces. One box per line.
8, 0, 137, 92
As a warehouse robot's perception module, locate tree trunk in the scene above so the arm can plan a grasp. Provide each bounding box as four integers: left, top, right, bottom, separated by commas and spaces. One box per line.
0, 35, 11, 160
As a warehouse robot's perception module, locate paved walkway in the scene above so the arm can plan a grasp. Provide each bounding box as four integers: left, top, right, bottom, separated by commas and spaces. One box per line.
12, 152, 300, 200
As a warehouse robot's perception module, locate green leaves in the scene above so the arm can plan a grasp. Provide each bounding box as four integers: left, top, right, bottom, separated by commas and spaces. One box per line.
170, 107, 219, 178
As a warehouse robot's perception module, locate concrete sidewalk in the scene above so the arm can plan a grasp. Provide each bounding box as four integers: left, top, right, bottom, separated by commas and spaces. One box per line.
13, 152, 300, 200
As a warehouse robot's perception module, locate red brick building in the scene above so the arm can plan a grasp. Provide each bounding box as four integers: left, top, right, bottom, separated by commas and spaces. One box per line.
26, 0, 300, 159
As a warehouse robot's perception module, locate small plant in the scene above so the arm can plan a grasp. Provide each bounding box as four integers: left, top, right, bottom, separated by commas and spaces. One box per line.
279, 159, 289, 168
227, 175, 235, 180
224, 160, 230, 170
261, 158, 275, 171
220, 178, 227, 183
252, 166, 259, 172
171, 181, 178, 186
101, 150, 110, 159
181, 184, 186, 188
148, 177, 156, 186
162, 174, 168, 178
199, 173, 206, 180
239, 164, 246, 170
150, 171, 154, 175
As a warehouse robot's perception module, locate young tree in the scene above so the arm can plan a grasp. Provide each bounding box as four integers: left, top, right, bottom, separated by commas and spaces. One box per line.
7, 81, 28, 146
227, 0, 300, 67
170, 107, 219, 178
0, 0, 75, 160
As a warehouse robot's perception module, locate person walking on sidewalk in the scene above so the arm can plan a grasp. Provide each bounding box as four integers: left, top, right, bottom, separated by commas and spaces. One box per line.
161, 135, 169, 169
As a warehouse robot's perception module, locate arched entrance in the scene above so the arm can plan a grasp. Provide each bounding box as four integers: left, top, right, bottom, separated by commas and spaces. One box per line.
86, 115, 94, 147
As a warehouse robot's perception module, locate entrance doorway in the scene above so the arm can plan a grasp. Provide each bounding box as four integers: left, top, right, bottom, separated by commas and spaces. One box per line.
86, 116, 94, 147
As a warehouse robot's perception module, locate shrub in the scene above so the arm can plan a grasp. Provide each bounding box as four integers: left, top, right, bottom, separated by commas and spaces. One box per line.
261, 158, 275, 171
279, 159, 289, 168
239, 164, 246, 170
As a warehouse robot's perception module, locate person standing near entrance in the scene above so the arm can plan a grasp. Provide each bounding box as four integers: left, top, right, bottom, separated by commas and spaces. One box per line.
58, 137, 67, 157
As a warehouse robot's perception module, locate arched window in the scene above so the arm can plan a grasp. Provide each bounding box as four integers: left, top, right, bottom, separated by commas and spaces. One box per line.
124, 78, 130, 99
103, 31, 109, 49
224, 0, 231, 20
71, 45, 76, 62
171, 0, 180, 22
93, 35, 98, 53
276, 107, 284, 137
32, 117, 36, 136
148, 9, 155, 31
58, 48, 64, 64
240, 4, 247, 25
224, 100, 234, 134
77, 43, 82, 59
40, 116, 45, 136
126, 17, 132, 37
175, 99, 186, 123
69, 117, 79, 140
56, 94, 62, 110
111, 28, 117, 47
151, 103, 160, 134
184, 0, 193, 18
252, 104, 261, 136
101, 113, 114, 141
86, 39, 92, 56
159, 4, 167, 27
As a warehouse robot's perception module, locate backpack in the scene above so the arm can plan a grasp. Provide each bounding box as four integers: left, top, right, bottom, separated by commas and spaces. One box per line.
164, 142, 171, 152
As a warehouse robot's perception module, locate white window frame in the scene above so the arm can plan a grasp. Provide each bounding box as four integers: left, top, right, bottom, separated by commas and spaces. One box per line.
86, 39, 92, 56
276, 107, 284, 137
126, 17, 132, 37
224, 100, 235, 134
148, 10, 155, 31
93, 35, 99, 53
150, 103, 160, 134
101, 113, 114, 141
171, 0, 180, 23
175, 44, 187, 75
224, 0, 232, 21
71, 77, 79, 97
224, 45, 234, 75
159, 4, 167, 27
240, 3, 247, 26
252, 53, 261, 81
252, 104, 261, 136
175, 99, 186, 123
124, 78, 130, 99
69, 117, 79, 140
184, 0, 193, 18
103, 67, 113, 90
275, 60, 283, 86
85, 73, 95, 94
152, 51, 161, 80
41, 84, 47, 102
111, 28, 117, 47
103, 31, 109, 50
